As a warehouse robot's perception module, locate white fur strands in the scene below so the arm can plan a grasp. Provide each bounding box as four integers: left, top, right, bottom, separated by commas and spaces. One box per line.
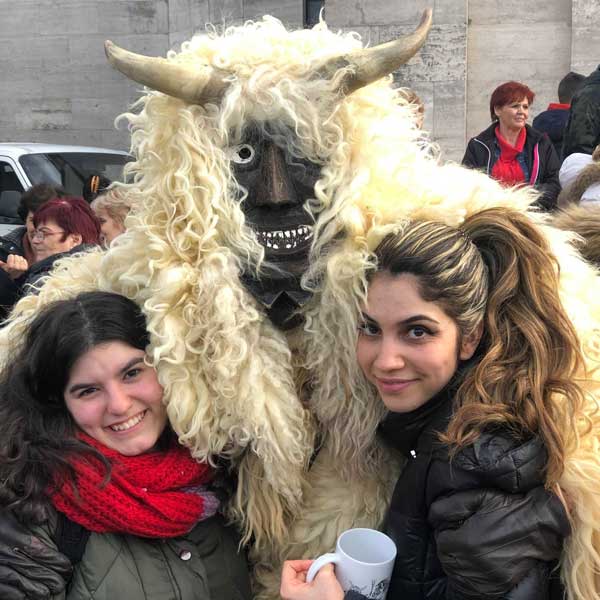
2, 16, 600, 598
0, 16, 424, 551
303, 182, 600, 599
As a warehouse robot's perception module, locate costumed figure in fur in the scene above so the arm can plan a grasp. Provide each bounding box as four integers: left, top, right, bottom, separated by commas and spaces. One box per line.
1, 10, 600, 600
0, 8, 431, 588
553, 203, 600, 269
554, 144, 600, 270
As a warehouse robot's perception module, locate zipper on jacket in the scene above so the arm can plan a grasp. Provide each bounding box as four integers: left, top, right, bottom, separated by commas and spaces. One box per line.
530, 142, 540, 185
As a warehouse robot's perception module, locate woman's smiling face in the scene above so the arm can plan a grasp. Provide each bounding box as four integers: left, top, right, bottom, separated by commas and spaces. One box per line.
494, 96, 529, 131
64, 340, 167, 455
356, 272, 480, 413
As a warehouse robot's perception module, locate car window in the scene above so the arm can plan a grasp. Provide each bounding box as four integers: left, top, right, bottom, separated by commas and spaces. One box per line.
19, 152, 130, 196
0, 161, 24, 222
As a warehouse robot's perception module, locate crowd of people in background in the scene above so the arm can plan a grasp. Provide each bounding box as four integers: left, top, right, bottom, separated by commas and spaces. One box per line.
462, 81, 561, 209
462, 65, 600, 212
0, 176, 133, 321
456, 68, 600, 281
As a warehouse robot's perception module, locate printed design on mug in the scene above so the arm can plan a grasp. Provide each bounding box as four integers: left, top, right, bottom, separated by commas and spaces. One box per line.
345, 577, 390, 600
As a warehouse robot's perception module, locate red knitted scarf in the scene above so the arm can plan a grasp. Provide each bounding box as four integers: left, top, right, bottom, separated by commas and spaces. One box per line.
491, 125, 527, 187
50, 433, 217, 537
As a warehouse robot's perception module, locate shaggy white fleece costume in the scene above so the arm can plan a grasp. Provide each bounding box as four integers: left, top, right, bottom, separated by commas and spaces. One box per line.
2, 15, 600, 599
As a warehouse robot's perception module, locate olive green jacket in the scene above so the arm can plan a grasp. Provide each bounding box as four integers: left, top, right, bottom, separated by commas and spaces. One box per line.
36, 513, 252, 600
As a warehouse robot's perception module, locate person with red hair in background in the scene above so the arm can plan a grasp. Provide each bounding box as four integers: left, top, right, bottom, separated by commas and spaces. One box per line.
462, 81, 561, 210
0, 197, 101, 320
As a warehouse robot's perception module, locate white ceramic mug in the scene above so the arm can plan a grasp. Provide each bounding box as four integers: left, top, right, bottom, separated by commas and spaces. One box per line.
306, 528, 397, 600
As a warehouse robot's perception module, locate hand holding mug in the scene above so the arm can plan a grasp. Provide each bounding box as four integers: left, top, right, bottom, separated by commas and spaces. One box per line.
280, 560, 344, 600
306, 528, 397, 600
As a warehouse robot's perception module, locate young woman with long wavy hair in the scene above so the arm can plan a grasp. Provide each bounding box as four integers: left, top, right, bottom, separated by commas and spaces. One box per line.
282, 207, 584, 600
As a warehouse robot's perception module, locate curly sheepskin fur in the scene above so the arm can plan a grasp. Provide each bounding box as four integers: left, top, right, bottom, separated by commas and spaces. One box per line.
2, 17, 600, 599
553, 205, 600, 268
558, 145, 600, 207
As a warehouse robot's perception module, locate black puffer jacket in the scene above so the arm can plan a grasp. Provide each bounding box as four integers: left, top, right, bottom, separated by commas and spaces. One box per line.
378, 392, 569, 600
462, 123, 561, 210
532, 106, 570, 159
563, 65, 600, 157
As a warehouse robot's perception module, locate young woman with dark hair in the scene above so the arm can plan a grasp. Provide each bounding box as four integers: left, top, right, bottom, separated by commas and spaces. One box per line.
462, 81, 561, 210
0, 197, 101, 319
0, 291, 251, 600
282, 207, 582, 600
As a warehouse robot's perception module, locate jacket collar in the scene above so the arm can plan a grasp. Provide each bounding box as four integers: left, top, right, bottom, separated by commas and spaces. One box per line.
476, 122, 541, 143
377, 388, 453, 457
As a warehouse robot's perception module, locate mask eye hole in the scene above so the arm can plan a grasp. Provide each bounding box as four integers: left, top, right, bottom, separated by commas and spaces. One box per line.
230, 143, 256, 165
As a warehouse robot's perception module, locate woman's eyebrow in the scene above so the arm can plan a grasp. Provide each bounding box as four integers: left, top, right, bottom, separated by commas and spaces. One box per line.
401, 315, 440, 325
67, 381, 96, 394
361, 311, 439, 325
67, 357, 145, 394
119, 357, 144, 374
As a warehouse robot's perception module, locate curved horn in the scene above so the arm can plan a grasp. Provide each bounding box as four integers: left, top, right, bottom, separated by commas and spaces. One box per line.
320, 8, 433, 95
104, 40, 231, 104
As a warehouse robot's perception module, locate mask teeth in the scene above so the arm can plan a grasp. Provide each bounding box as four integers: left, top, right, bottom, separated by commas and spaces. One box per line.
258, 225, 313, 249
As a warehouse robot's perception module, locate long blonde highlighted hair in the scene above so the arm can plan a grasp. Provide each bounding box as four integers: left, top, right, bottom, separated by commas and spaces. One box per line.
374, 208, 587, 486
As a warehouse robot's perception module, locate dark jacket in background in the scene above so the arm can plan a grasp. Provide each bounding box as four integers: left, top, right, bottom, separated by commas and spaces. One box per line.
533, 104, 570, 159
563, 65, 600, 157
462, 123, 561, 210
378, 392, 568, 600
2, 226, 26, 254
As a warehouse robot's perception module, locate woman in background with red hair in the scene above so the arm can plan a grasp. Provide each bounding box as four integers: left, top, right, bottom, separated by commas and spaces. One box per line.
463, 81, 560, 210
0, 196, 101, 320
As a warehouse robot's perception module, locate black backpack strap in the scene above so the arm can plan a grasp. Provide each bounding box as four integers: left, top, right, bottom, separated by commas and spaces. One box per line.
54, 512, 90, 565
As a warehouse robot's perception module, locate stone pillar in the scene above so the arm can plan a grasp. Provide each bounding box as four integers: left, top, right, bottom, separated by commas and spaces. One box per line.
170, 0, 303, 48
466, 0, 572, 142
0, 0, 170, 149
326, 0, 468, 161
571, 0, 600, 76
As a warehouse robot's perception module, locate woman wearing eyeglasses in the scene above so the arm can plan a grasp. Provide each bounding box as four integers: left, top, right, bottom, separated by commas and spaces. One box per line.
0, 197, 101, 320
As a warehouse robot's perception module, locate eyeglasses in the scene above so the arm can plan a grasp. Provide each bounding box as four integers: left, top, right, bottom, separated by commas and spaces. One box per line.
31, 229, 65, 241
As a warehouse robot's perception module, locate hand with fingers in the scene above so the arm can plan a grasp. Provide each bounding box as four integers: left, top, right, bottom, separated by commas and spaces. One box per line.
280, 560, 344, 600
0, 254, 28, 280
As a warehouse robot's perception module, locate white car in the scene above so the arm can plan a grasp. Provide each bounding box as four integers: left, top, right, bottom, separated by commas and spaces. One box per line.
0, 143, 131, 235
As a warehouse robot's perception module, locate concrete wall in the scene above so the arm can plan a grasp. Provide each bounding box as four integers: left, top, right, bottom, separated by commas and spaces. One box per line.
571, 0, 600, 76
0, 0, 170, 150
169, 0, 303, 47
0, 0, 598, 161
466, 0, 572, 142
326, 0, 467, 160
0, 0, 302, 152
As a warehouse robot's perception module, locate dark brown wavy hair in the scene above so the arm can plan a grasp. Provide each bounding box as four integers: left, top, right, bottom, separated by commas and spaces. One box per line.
374, 207, 585, 486
0, 292, 150, 523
